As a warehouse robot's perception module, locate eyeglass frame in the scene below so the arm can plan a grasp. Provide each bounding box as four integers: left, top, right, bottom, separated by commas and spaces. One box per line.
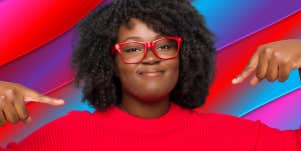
112, 36, 182, 64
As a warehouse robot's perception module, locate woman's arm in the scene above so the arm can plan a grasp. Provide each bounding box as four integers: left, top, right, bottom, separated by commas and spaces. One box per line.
203, 113, 301, 150
254, 121, 301, 151
0, 111, 87, 151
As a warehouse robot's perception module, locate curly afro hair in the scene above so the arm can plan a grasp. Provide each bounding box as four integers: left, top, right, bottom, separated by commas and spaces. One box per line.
72, 0, 216, 111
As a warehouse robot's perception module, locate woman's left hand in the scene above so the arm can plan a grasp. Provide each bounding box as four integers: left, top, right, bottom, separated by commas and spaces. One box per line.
232, 39, 301, 86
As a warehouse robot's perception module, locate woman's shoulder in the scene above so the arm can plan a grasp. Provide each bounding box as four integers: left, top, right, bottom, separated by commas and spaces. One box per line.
39, 110, 98, 129
64, 110, 93, 118
190, 111, 262, 129
59, 108, 117, 122
55, 110, 93, 121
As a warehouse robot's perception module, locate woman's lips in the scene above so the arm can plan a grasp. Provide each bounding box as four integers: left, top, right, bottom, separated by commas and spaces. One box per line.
138, 70, 164, 77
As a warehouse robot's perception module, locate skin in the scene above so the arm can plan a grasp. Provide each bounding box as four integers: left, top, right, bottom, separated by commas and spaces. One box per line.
0, 22, 300, 125
115, 18, 179, 118
0, 81, 64, 125
232, 39, 301, 85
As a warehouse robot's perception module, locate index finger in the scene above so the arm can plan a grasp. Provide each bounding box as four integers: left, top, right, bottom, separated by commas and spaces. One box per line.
232, 52, 259, 84
21, 87, 64, 105
25, 95, 65, 106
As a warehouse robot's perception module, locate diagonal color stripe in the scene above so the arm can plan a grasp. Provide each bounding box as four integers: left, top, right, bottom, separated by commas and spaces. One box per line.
0, 0, 103, 67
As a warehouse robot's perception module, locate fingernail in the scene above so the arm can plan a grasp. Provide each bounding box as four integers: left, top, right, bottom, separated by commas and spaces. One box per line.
55, 99, 65, 104
232, 78, 239, 84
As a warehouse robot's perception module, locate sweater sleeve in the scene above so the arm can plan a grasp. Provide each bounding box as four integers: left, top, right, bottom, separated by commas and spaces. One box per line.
202, 113, 301, 151
254, 120, 301, 151
0, 111, 90, 151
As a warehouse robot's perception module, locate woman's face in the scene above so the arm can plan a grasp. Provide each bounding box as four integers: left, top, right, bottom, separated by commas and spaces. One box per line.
115, 18, 179, 102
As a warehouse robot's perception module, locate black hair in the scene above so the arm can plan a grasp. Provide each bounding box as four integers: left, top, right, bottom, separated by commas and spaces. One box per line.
72, 0, 216, 110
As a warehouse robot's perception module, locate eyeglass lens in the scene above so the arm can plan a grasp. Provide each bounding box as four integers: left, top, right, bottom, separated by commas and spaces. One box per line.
119, 39, 178, 63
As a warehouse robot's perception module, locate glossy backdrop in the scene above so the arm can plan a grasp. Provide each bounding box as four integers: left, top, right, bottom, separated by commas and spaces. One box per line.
0, 0, 301, 147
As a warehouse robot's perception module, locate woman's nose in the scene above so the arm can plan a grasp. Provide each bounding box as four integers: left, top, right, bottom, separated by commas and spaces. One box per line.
141, 48, 160, 64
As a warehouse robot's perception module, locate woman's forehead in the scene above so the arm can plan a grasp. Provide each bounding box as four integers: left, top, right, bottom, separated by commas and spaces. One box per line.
117, 18, 161, 42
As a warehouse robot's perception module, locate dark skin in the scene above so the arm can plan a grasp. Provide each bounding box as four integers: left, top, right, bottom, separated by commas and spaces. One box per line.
0, 18, 300, 125
115, 18, 179, 118
233, 39, 301, 84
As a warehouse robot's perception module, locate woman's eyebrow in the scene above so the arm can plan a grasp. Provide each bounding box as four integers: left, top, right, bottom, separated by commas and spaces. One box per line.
121, 34, 163, 42
122, 36, 142, 42
155, 34, 163, 39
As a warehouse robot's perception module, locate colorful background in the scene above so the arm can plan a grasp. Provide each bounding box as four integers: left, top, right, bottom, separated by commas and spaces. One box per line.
0, 0, 301, 147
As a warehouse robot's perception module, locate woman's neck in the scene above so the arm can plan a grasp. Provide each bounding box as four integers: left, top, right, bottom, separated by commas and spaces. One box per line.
119, 94, 170, 118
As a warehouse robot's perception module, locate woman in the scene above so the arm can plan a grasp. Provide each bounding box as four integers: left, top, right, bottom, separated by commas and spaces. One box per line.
0, 0, 301, 150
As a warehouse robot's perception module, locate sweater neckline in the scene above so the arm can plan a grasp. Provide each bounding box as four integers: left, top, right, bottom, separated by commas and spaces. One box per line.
113, 102, 176, 121
95, 102, 191, 135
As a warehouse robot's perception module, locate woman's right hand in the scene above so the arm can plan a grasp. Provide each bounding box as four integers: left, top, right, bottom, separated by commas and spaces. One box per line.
0, 81, 64, 126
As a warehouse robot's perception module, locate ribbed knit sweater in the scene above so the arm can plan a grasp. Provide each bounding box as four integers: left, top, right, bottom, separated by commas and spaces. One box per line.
1, 103, 301, 151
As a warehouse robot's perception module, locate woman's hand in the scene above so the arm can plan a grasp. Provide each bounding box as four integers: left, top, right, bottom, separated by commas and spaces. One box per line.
232, 39, 301, 85
0, 81, 64, 126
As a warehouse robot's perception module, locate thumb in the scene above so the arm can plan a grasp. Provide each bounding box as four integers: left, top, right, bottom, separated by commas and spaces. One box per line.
232, 53, 259, 84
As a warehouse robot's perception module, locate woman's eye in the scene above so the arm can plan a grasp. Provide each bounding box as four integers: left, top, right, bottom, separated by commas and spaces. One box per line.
157, 45, 170, 50
124, 48, 142, 53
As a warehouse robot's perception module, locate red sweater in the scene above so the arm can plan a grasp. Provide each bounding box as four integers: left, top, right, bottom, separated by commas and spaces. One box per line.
1, 103, 301, 151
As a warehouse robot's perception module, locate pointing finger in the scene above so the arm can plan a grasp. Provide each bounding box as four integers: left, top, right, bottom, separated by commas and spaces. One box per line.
25, 95, 65, 106
22, 87, 64, 105
232, 52, 259, 84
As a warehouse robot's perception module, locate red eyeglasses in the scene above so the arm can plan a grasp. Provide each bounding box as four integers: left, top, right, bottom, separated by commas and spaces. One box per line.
112, 36, 182, 64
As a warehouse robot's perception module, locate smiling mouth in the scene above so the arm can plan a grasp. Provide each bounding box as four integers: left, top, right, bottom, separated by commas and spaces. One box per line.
138, 71, 164, 77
